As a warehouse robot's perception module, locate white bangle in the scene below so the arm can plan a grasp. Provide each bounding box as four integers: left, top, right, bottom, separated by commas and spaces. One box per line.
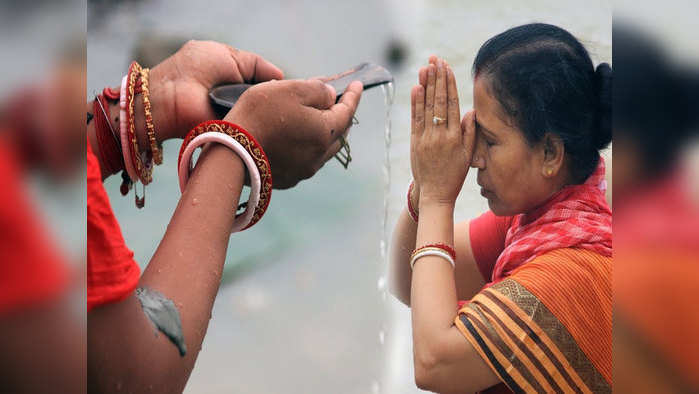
178, 132, 261, 233
119, 75, 139, 182
410, 249, 455, 270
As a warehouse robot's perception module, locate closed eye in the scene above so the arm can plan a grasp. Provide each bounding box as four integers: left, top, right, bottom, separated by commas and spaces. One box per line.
475, 120, 497, 147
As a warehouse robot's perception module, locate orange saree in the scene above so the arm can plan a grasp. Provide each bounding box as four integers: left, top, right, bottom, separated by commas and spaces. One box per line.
455, 248, 611, 393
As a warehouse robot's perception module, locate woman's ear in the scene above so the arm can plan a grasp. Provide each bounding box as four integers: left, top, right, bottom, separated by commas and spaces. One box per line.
541, 133, 565, 178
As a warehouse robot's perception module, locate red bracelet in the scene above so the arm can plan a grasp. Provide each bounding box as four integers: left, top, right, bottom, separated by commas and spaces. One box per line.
93, 94, 123, 175
178, 120, 273, 230
407, 181, 419, 222
411, 243, 456, 262
103, 86, 120, 101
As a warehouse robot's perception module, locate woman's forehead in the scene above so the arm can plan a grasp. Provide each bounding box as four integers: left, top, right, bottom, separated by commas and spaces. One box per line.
473, 78, 515, 135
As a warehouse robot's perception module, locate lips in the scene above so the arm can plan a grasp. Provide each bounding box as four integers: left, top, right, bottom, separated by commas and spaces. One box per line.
477, 173, 493, 198
478, 181, 493, 198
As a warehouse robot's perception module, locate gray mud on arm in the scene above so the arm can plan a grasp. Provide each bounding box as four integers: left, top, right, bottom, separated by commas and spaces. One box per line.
135, 287, 187, 357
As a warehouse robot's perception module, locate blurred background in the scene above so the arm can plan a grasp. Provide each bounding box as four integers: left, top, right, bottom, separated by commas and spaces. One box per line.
2, 0, 698, 392
614, 1, 699, 392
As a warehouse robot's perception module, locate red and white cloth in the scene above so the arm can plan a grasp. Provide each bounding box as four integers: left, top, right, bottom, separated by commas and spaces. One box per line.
490, 157, 612, 285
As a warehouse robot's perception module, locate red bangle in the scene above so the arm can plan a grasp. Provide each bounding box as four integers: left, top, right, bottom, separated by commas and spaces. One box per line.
103, 86, 120, 101
93, 94, 123, 175
407, 181, 419, 222
412, 243, 456, 262
178, 120, 273, 230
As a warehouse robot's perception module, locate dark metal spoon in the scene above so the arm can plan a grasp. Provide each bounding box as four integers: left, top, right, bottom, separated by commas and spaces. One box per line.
209, 62, 394, 111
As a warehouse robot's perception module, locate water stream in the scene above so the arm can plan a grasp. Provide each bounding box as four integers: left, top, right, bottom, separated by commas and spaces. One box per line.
373, 81, 395, 394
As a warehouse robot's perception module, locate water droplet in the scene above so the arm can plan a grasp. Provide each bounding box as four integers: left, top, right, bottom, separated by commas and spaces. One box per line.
192, 197, 199, 206
378, 330, 385, 345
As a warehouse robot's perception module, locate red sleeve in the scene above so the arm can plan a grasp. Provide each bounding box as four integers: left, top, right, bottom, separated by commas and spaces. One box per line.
87, 139, 140, 311
468, 211, 513, 282
0, 139, 68, 314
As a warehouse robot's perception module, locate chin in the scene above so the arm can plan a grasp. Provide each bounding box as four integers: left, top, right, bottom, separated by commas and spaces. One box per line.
487, 198, 517, 217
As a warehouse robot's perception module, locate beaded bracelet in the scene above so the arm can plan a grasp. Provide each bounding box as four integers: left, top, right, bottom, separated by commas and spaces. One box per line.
140, 67, 163, 165
126, 61, 154, 185
178, 120, 273, 231
410, 243, 457, 269
179, 132, 261, 233
407, 180, 419, 222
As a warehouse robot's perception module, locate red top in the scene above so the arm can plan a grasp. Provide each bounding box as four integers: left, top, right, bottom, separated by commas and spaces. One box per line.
87, 139, 140, 311
0, 138, 67, 314
469, 158, 610, 286
469, 211, 512, 281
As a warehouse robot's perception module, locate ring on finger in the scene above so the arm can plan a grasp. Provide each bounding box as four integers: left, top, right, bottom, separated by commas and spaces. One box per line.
432, 116, 446, 126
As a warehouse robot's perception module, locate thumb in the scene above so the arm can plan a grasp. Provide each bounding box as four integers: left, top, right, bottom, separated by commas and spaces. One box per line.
462, 110, 476, 157
218, 44, 284, 84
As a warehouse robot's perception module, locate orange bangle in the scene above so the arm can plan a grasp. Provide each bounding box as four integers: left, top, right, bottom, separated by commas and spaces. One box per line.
126, 61, 153, 185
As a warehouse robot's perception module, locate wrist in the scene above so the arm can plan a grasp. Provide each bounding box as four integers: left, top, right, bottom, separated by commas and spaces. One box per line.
419, 199, 455, 215
410, 182, 420, 209
197, 143, 245, 181
138, 65, 177, 143
224, 111, 268, 153
419, 191, 456, 211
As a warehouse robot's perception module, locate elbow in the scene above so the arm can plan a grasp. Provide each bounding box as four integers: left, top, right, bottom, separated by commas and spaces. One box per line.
414, 359, 437, 391
413, 340, 448, 391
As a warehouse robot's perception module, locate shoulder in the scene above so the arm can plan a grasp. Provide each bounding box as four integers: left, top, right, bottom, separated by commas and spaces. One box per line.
509, 248, 611, 297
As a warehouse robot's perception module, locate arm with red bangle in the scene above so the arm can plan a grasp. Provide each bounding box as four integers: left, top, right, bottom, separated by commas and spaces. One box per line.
86, 40, 286, 182
406, 57, 498, 392
88, 139, 245, 393
389, 58, 485, 307
86, 44, 363, 392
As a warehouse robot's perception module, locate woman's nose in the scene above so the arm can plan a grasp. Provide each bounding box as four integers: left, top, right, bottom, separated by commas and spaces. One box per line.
470, 134, 486, 169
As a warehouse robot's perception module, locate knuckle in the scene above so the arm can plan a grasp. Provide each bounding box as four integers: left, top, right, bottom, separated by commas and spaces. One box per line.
182, 39, 198, 50
309, 79, 325, 92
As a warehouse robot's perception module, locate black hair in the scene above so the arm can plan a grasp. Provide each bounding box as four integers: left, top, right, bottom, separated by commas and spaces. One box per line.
614, 23, 699, 178
473, 23, 611, 184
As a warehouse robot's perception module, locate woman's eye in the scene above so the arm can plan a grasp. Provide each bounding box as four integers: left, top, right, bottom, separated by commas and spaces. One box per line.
486, 139, 495, 147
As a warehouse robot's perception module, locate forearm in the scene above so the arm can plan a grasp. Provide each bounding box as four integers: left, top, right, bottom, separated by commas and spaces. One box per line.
410, 201, 459, 367
88, 144, 243, 393
389, 208, 418, 305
